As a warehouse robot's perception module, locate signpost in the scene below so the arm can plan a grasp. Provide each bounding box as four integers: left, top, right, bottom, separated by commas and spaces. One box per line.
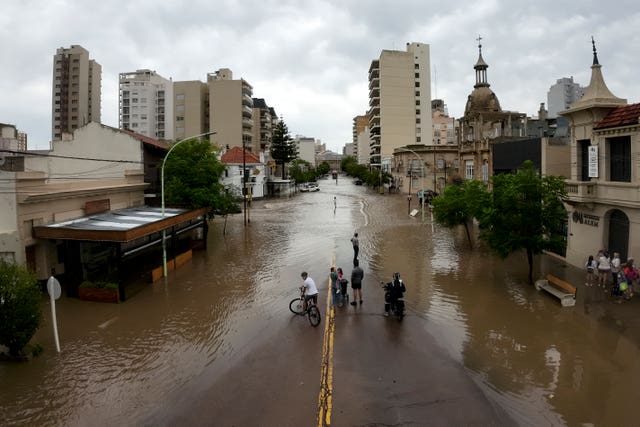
47, 276, 62, 353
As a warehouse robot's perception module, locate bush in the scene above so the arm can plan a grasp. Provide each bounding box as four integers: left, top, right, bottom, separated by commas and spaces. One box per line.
80, 280, 119, 290
0, 261, 42, 357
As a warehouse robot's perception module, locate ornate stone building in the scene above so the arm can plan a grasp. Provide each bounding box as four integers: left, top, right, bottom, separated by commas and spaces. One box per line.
458, 40, 525, 185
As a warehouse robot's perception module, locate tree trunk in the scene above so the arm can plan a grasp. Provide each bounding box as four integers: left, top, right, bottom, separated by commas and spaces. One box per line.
223, 215, 228, 235
463, 221, 472, 248
527, 247, 534, 285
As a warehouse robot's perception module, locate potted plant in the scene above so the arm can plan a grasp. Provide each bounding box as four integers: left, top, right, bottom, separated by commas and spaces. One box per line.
78, 281, 120, 303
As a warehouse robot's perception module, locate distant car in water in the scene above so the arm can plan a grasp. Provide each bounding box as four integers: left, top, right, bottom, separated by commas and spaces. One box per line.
300, 182, 319, 192
354, 179, 363, 186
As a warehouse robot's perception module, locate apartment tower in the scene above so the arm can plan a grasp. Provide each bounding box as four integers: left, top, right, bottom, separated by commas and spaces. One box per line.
119, 69, 174, 139
207, 68, 253, 149
547, 77, 585, 118
368, 42, 432, 166
173, 80, 209, 140
252, 98, 276, 154
52, 45, 101, 140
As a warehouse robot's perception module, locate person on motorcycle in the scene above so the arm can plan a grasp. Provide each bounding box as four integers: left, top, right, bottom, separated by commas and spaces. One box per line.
384, 272, 406, 317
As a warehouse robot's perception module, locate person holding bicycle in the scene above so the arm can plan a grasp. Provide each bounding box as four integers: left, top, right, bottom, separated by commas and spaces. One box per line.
301, 272, 319, 310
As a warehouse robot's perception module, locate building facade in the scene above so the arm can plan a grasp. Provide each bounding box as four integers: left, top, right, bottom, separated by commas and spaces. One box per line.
431, 99, 456, 145
458, 41, 526, 185
560, 43, 637, 267
173, 80, 209, 140
368, 42, 433, 166
119, 69, 174, 140
352, 114, 368, 162
252, 98, 276, 155
294, 135, 316, 166
52, 45, 101, 140
547, 77, 585, 118
207, 68, 253, 150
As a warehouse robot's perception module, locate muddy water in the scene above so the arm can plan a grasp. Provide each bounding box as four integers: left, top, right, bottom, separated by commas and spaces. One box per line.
1, 176, 639, 426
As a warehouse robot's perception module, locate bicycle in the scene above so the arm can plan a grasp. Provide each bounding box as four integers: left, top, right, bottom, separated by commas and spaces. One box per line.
289, 288, 322, 327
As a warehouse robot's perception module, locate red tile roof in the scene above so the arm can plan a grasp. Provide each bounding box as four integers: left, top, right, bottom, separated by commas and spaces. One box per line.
594, 103, 640, 130
220, 146, 261, 164
121, 129, 169, 150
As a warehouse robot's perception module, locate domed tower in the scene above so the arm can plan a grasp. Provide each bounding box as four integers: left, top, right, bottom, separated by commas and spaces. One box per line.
464, 37, 501, 115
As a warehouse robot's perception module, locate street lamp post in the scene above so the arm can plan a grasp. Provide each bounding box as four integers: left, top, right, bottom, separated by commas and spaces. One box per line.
161, 131, 216, 278
404, 147, 427, 222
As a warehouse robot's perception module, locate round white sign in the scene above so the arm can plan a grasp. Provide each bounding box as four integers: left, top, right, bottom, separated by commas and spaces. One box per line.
47, 277, 62, 300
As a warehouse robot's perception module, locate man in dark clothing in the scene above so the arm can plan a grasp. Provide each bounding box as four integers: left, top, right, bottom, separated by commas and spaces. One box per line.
350, 259, 364, 306
384, 272, 406, 316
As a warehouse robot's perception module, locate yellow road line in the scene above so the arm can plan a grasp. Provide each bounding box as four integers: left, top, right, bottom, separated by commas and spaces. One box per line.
317, 262, 336, 426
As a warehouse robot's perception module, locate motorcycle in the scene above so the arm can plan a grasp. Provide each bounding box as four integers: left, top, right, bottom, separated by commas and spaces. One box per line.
382, 276, 405, 321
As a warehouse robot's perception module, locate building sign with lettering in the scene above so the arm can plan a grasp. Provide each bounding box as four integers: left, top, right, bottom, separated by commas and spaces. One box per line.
572, 210, 599, 227
588, 146, 598, 178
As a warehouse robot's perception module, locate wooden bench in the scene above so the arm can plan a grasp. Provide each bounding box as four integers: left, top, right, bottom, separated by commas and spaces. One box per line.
534, 274, 577, 307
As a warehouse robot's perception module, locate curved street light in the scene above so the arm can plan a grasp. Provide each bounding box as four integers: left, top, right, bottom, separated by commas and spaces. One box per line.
161, 131, 216, 277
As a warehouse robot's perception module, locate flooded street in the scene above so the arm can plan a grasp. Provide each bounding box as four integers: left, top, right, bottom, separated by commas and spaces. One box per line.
2, 175, 640, 426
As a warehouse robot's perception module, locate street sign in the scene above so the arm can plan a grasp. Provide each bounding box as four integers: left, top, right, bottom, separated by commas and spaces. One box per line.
47, 277, 61, 300
47, 276, 62, 352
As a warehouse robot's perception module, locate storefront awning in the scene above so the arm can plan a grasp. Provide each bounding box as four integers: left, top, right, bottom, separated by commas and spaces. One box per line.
34, 206, 208, 243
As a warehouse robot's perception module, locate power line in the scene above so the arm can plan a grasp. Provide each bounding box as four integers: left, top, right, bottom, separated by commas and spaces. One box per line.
0, 148, 143, 164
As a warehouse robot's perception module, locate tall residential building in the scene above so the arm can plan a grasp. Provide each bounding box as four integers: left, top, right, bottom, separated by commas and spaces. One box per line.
294, 135, 316, 166
52, 45, 101, 140
368, 42, 432, 166
173, 80, 209, 140
252, 98, 276, 154
352, 114, 368, 163
207, 68, 253, 149
547, 77, 584, 118
119, 69, 174, 140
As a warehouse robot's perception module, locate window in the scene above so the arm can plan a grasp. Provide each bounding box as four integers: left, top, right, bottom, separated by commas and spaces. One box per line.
465, 160, 474, 180
141, 98, 147, 103
176, 105, 185, 111
415, 73, 420, 78
415, 91, 420, 96
176, 127, 185, 133
609, 136, 631, 182
482, 161, 489, 183
176, 94, 185, 100
416, 118, 421, 124
415, 100, 420, 106
132, 98, 138, 103
414, 64, 419, 69
176, 116, 184, 121
141, 114, 147, 120
415, 82, 420, 87
415, 109, 420, 115
578, 139, 591, 181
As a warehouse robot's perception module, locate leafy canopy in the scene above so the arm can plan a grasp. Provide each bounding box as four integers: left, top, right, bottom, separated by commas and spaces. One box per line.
0, 261, 42, 357
163, 138, 239, 216
479, 160, 567, 283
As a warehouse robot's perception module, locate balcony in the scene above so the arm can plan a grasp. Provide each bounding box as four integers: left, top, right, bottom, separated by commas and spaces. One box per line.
565, 180, 640, 207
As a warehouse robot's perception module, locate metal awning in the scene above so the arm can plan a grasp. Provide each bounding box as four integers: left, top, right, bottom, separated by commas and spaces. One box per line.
34, 206, 208, 242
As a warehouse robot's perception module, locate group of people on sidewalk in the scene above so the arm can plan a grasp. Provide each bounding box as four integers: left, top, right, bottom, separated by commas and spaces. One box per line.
586, 249, 638, 302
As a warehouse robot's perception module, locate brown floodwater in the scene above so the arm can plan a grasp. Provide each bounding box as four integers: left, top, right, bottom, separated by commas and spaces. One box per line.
1, 175, 639, 426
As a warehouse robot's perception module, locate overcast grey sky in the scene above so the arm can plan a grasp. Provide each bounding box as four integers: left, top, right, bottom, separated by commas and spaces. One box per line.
1, 0, 639, 152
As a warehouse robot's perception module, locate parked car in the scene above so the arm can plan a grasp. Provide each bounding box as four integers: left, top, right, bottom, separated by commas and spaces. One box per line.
299, 183, 309, 192
306, 182, 320, 192
354, 179, 363, 186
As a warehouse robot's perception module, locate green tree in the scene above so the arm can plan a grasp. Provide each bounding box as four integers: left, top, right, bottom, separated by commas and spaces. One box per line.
164, 138, 235, 217
214, 186, 242, 235
289, 159, 316, 183
479, 161, 567, 284
432, 180, 490, 246
0, 261, 42, 358
270, 120, 298, 178
317, 162, 331, 176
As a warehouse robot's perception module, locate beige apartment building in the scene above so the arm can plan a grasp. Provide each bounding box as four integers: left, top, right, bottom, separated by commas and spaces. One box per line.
368, 42, 433, 167
560, 44, 639, 267
52, 45, 101, 140
207, 68, 253, 150
352, 114, 368, 162
119, 69, 174, 140
431, 99, 456, 145
173, 80, 209, 140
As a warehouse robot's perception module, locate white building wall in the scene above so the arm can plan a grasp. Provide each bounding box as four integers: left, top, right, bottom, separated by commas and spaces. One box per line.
357, 127, 370, 165
295, 137, 316, 166
120, 70, 174, 139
